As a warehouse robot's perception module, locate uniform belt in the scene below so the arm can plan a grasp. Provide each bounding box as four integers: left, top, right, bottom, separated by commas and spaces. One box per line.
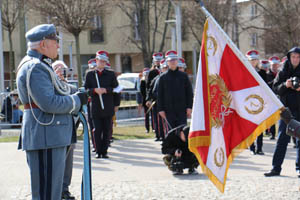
24, 103, 39, 109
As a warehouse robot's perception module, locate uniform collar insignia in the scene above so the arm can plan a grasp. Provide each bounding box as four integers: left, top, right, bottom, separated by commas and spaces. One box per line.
42, 56, 52, 66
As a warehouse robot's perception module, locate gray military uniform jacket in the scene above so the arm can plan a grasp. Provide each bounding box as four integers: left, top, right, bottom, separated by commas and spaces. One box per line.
16, 49, 81, 151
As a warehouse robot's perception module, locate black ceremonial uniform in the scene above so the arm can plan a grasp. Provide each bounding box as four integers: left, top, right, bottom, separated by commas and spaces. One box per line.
140, 78, 150, 132
250, 68, 267, 155
162, 125, 198, 173
157, 68, 193, 129
84, 68, 119, 157
148, 75, 165, 140
266, 70, 278, 139
146, 67, 160, 132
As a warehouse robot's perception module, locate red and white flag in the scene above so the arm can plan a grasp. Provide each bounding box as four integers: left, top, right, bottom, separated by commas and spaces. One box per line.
188, 17, 283, 193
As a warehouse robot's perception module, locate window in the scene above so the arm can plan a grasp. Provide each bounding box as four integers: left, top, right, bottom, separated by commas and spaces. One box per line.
250, 33, 258, 47
121, 55, 132, 73
251, 4, 258, 18
90, 15, 104, 43
133, 12, 141, 41
94, 15, 102, 29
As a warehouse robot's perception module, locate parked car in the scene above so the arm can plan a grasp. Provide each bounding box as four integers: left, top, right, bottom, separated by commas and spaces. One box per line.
117, 73, 140, 101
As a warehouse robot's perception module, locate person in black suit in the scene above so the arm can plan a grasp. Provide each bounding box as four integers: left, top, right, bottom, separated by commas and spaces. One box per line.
140, 68, 151, 133
157, 50, 193, 129
266, 56, 281, 140
246, 50, 267, 155
84, 50, 119, 159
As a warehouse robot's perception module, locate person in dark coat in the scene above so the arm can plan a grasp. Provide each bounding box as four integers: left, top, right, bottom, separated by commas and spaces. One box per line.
140, 68, 151, 133
246, 50, 267, 155
157, 50, 193, 129
264, 47, 300, 177
1, 93, 12, 123
84, 50, 119, 159
86, 58, 97, 152
146, 53, 163, 132
266, 56, 281, 140
162, 125, 198, 175
146, 59, 169, 141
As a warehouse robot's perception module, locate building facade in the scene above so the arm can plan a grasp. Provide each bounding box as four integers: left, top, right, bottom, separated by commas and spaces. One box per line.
1, 0, 266, 88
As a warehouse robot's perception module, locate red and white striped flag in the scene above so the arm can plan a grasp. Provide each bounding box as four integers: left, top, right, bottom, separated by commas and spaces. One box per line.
188, 16, 283, 193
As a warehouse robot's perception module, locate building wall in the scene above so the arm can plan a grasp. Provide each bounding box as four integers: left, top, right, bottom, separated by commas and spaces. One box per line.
2, 0, 268, 83
237, 0, 266, 58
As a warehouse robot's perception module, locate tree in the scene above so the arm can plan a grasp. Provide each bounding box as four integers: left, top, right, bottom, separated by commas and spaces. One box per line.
182, 0, 234, 47
27, 0, 105, 86
246, 0, 300, 55
117, 0, 172, 68
1, 0, 24, 89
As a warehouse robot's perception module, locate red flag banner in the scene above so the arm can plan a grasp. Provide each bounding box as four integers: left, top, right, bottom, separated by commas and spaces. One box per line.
189, 17, 283, 193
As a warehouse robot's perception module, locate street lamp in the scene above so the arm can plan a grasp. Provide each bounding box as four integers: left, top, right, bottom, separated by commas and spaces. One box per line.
0, 1, 5, 92
170, 0, 182, 58
66, 40, 74, 80
58, 29, 63, 61
165, 20, 176, 51
165, 1, 182, 57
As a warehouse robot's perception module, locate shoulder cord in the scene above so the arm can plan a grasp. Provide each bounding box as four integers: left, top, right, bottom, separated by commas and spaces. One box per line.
26, 59, 71, 126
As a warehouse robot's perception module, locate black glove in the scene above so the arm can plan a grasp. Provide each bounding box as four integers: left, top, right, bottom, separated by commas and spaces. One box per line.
280, 107, 293, 124
75, 91, 88, 105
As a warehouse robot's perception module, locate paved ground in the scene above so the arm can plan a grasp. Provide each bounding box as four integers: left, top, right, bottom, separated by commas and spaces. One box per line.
0, 137, 300, 200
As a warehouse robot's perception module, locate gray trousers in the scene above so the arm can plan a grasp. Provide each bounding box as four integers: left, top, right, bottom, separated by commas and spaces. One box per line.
63, 144, 75, 192
26, 146, 66, 200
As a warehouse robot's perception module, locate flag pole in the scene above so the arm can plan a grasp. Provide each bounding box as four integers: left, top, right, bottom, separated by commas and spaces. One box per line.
194, 0, 284, 108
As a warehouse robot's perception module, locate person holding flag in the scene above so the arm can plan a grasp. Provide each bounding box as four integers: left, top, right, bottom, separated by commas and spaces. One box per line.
264, 47, 300, 177
162, 125, 199, 175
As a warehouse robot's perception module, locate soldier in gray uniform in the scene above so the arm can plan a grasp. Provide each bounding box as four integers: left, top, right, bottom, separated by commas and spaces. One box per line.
16, 24, 87, 200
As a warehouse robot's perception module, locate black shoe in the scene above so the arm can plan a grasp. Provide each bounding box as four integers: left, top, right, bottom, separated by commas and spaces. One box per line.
250, 150, 256, 155
102, 154, 109, 159
62, 191, 75, 200
270, 136, 275, 140
92, 148, 96, 152
155, 138, 160, 142
145, 130, 149, 133
94, 153, 101, 159
172, 169, 183, 175
256, 151, 264, 155
188, 168, 197, 175
264, 170, 280, 177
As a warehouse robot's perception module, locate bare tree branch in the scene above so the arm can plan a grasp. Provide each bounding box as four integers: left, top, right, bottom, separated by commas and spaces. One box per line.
27, 0, 105, 86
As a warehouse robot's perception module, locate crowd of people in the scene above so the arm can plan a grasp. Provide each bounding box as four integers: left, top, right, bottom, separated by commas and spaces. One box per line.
10, 21, 300, 199
0, 88, 23, 124
138, 51, 197, 175
243, 47, 300, 179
